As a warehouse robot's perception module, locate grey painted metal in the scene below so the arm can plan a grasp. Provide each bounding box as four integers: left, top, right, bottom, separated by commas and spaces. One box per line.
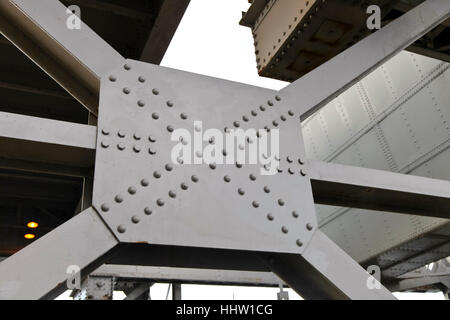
123, 282, 152, 301
281, 0, 450, 120
172, 283, 182, 300
305, 52, 450, 267
387, 257, 450, 292
0, 207, 118, 300
268, 230, 395, 299
93, 60, 317, 255
0, 0, 125, 113
309, 160, 450, 218
93, 265, 284, 287
85, 275, 114, 300
0, 0, 448, 300
0, 111, 96, 170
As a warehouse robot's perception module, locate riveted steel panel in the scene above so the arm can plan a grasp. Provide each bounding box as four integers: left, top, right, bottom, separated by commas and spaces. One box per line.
304, 51, 450, 265
93, 59, 317, 255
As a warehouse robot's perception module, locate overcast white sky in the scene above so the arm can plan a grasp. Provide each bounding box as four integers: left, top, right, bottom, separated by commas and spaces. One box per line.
57, 0, 445, 301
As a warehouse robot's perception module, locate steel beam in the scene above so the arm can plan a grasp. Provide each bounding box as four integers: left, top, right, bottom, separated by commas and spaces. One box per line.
0, 0, 125, 114
267, 230, 395, 300
281, 0, 450, 120
139, 0, 191, 65
309, 161, 450, 219
93, 265, 284, 287
172, 283, 182, 300
123, 282, 152, 301
0, 111, 96, 170
0, 207, 118, 300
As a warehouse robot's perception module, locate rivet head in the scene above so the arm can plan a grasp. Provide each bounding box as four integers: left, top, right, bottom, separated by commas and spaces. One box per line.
268, 100, 274, 106
233, 121, 240, 128
209, 163, 216, 170
141, 179, 149, 187
101, 203, 110, 212
152, 88, 159, 95
260, 105, 266, 111
118, 130, 126, 138
133, 133, 141, 140
298, 158, 304, 165
180, 113, 188, 120
169, 190, 176, 198
152, 113, 159, 120
281, 115, 287, 121
275, 95, 281, 101
288, 110, 295, 116
101, 141, 110, 148
292, 211, 299, 218
288, 168, 294, 175
131, 216, 140, 224
149, 136, 156, 143
272, 120, 279, 127
287, 156, 293, 163
249, 174, 256, 181
306, 223, 313, 231
181, 183, 188, 190
117, 225, 126, 233
236, 162, 242, 169
138, 76, 146, 83
296, 239, 303, 247
278, 199, 285, 206
282, 226, 288, 234
238, 188, 245, 196
264, 186, 270, 193
133, 145, 141, 153
114, 195, 124, 203
191, 175, 199, 183
252, 201, 260, 208
137, 100, 145, 107
144, 207, 152, 215
109, 75, 117, 82
243, 115, 249, 122
102, 128, 110, 135
167, 125, 174, 133
117, 143, 126, 151
300, 169, 307, 176
166, 101, 174, 107
124, 64, 131, 70
123, 87, 131, 94
157, 198, 165, 206
224, 175, 231, 183
148, 148, 156, 155
165, 164, 173, 172
153, 171, 161, 179
128, 186, 137, 195
267, 214, 274, 221
251, 110, 258, 116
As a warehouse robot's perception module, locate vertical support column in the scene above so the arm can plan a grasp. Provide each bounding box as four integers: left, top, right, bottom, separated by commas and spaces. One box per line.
172, 283, 182, 300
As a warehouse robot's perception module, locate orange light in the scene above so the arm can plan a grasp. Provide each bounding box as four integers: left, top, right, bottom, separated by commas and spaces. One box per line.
27, 221, 39, 229
24, 234, 35, 240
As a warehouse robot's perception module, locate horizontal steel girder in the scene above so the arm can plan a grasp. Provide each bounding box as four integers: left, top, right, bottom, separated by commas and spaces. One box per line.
0, 0, 449, 300
309, 161, 450, 219
0, 111, 96, 174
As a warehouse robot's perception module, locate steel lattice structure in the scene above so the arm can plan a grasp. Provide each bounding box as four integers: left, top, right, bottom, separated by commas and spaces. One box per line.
0, 0, 449, 300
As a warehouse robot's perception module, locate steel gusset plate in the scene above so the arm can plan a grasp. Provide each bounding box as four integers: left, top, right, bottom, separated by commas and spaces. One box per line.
93, 60, 318, 254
